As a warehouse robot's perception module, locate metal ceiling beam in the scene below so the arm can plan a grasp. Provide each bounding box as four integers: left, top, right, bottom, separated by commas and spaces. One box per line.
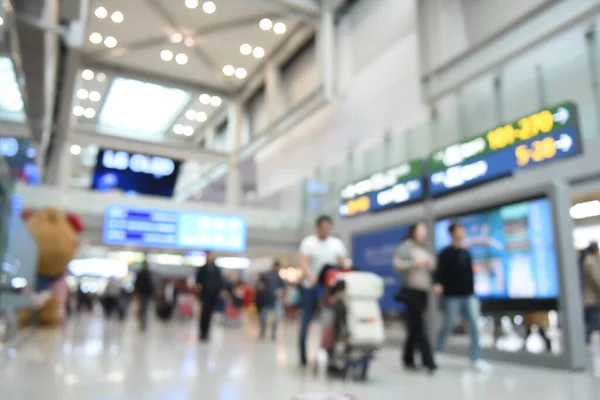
243, 0, 321, 23
72, 128, 230, 164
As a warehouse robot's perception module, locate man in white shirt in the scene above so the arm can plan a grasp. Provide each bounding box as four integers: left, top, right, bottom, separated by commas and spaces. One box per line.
298, 215, 347, 366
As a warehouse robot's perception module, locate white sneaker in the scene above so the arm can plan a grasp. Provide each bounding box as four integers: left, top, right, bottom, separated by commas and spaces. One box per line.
473, 359, 493, 372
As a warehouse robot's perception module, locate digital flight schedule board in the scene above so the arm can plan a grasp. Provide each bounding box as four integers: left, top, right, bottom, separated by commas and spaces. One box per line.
103, 205, 247, 252
339, 160, 424, 217
427, 102, 581, 196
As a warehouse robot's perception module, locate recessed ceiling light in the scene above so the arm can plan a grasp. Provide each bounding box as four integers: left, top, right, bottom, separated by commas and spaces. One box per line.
104, 36, 117, 48
273, 22, 286, 35
96, 73, 107, 82
185, 0, 199, 9
175, 53, 188, 65
160, 49, 173, 61
111, 11, 124, 23
77, 89, 89, 100
89, 32, 103, 44
222, 65, 235, 76
196, 111, 207, 122
260, 18, 273, 31
173, 124, 184, 134
0, 17, 4, 26
84, 108, 96, 119
185, 110, 196, 120
202, 1, 216, 14
235, 67, 247, 79
81, 69, 94, 80
184, 37, 195, 47
184, 125, 195, 136
89, 91, 101, 102
170, 33, 183, 43
199, 94, 211, 104
95, 7, 108, 19
70, 145, 82, 155
240, 44, 252, 55
210, 96, 222, 107
72, 106, 84, 116
252, 47, 265, 58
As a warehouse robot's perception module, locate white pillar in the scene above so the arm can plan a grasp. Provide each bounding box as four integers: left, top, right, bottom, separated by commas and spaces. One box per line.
56, 139, 72, 189
317, 1, 335, 101
203, 125, 215, 150
226, 101, 243, 207
265, 60, 284, 123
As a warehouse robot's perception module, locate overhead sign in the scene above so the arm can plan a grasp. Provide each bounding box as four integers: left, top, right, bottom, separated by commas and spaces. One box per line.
103, 205, 247, 252
339, 160, 424, 217
428, 102, 580, 196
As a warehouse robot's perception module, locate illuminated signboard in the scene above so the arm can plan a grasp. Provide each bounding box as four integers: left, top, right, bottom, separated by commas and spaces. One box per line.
427, 102, 580, 196
339, 160, 424, 217
103, 205, 247, 252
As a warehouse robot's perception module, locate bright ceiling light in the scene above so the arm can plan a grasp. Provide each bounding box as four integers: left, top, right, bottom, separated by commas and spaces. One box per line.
89, 91, 101, 102
96, 73, 107, 82
259, 18, 273, 31
252, 47, 265, 59
70, 145, 82, 155
210, 96, 222, 107
202, 1, 216, 14
184, 125, 195, 136
184, 37, 195, 48
81, 69, 94, 80
72, 106, 84, 116
0, 17, 4, 26
160, 49, 173, 61
570, 201, 600, 219
89, 32, 103, 44
185, 0, 199, 9
170, 33, 183, 43
235, 67, 247, 79
185, 110, 196, 120
273, 22, 286, 35
95, 7, 108, 19
77, 89, 89, 100
196, 111, 207, 122
175, 53, 189, 65
84, 108, 96, 118
222, 65, 235, 76
104, 36, 117, 48
111, 11, 124, 23
173, 124, 184, 134
240, 44, 252, 55
199, 94, 211, 104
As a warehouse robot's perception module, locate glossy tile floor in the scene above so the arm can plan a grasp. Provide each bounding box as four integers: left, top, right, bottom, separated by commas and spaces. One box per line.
1, 313, 599, 400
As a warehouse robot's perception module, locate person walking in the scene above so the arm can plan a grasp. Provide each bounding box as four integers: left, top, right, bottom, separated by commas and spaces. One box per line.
258, 261, 285, 340
434, 222, 492, 372
195, 251, 224, 341
298, 215, 347, 367
582, 242, 600, 342
103, 276, 122, 320
134, 260, 155, 332
394, 223, 437, 372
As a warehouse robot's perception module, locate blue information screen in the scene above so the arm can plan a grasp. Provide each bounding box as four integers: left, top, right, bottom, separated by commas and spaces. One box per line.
103, 205, 247, 252
433, 197, 559, 300
352, 225, 409, 312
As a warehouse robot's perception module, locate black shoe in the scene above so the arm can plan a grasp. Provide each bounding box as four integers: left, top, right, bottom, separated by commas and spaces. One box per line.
425, 365, 438, 374
403, 363, 419, 371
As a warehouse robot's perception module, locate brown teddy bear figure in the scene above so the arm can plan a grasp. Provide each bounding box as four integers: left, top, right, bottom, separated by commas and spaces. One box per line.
20, 208, 84, 326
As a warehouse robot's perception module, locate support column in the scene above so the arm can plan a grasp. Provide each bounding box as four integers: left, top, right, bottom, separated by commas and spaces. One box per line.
317, 0, 335, 101
203, 125, 215, 150
264, 60, 284, 124
55, 139, 72, 189
226, 101, 243, 207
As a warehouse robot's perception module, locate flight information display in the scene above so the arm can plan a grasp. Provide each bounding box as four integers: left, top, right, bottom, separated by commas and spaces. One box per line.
339, 160, 424, 217
103, 205, 247, 252
428, 102, 580, 196
434, 197, 559, 300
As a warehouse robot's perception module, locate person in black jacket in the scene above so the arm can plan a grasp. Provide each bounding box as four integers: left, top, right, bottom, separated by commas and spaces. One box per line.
134, 260, 155, 332
195, 251, 224, 341
433, 222, 492, 372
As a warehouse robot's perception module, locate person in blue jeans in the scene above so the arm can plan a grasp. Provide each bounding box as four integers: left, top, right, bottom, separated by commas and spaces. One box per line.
298, 215, 347, 367
258, 261, 285, 340
433, 222, 492, 372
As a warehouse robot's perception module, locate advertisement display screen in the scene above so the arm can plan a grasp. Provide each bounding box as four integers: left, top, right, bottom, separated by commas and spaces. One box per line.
352, 225, 408, 312
91, 149, 181, 197
103, 205, 247, 252
434, 197, 559, 301
428, 103, 581, 196
339, 160, 424, 217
